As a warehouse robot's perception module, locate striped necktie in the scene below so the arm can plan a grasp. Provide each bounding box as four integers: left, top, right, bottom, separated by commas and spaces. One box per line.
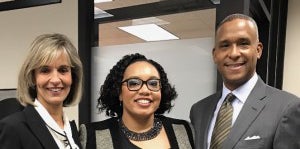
210, 93, 236, 149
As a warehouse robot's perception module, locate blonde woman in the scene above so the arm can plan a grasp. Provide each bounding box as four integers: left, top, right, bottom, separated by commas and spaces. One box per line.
0, 33, 83, 149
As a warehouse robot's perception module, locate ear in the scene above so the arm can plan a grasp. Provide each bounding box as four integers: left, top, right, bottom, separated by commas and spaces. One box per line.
256, 42, 263, 59
212, 48, 217, 63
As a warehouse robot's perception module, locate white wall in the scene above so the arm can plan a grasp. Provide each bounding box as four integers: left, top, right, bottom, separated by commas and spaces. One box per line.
91, 37, 216, 122
0, 0, 78, 122
1, 0, 298, 123
283, 0, 300, 97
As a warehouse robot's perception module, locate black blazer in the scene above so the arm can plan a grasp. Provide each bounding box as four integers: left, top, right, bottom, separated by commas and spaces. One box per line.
0, 105, 81, 149
0, 98, 24, 120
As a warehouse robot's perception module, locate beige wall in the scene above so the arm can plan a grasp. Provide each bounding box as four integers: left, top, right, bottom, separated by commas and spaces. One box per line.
0, 0, 79, 122
283, 0, 300, 97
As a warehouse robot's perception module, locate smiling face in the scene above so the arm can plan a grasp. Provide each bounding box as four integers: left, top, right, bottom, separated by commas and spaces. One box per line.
34, 51, 72, 109
120, 61, 161, 120
213, 18, 263, 90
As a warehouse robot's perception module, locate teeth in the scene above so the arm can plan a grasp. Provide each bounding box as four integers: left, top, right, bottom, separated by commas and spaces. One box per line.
229, 65, 239, 68
49, 88, 62, 92
227, 63, 242, 68
136, 99, 150, 104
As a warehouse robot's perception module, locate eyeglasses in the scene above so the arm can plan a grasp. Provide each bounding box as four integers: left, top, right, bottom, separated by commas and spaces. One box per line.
122, 78, 161, 92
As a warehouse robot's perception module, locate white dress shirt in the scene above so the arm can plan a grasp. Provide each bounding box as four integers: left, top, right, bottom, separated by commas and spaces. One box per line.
206, 73, 258, 149
34, 99, 79, 149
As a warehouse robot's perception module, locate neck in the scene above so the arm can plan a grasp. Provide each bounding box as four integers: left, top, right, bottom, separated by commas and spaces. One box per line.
121, 114, 154, 132
45, 105, 64, 129
119, 115, 163, 141
50, 111, 64, 129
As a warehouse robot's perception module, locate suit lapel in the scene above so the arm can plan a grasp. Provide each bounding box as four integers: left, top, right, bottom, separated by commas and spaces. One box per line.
24, 106, 59, 149
199, 92, 222, 149
70, 120, 81, 148
223, 78, 268, 149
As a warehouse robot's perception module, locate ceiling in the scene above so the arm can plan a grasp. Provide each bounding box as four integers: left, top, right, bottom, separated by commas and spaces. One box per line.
95, 0, 160, 10
94, 0, 216, 46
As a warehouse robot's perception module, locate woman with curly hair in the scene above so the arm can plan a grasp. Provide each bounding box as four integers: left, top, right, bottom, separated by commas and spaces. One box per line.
80, 53, 194, 149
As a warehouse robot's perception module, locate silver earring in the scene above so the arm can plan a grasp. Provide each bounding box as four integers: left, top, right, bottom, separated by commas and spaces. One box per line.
120, 100, 123, 107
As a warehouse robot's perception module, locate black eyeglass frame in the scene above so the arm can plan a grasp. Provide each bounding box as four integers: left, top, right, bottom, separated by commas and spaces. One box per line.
121, 78, 161, 92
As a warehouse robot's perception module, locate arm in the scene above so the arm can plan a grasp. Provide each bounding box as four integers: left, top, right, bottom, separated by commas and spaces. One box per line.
79, 124, 87, 149
274, 99, 300, 148
0, 120, 21, 149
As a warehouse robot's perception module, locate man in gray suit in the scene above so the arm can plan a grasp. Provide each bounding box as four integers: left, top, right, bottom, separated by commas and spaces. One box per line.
190, 13, 300, 149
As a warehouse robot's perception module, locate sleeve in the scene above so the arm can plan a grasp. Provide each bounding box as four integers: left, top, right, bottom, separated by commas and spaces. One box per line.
188, 121, 195, 143
185, 120, 195, 149
0, 120, 21, 149
274, 99, 300, 148
79, 124, 87, 149
171, 118, 195, 149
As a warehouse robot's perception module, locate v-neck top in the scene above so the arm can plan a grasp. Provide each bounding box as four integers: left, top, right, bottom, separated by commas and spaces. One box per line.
80, 115, 195, 149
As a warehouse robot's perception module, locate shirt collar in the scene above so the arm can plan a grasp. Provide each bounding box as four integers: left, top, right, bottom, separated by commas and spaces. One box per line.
34, 99, 70, 134
222, 72, 258, 103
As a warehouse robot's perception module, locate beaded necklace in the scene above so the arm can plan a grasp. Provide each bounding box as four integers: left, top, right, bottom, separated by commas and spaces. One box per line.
119, 118, 163, 141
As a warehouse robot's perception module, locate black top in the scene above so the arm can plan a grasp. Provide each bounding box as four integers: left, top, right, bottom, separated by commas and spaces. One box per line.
81, 115, 194, 149
120, 131, 140, 149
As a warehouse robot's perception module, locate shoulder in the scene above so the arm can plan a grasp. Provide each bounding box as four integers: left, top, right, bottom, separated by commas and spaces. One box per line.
191, 92, 220, 109
0, 111, 26, 142
255, 77, 299, 102
0, 111, 25, 126
80, 117, 118, 131
256, 85, 300, 120
158, 116, 195, 148
158, 115, 193, 132
265, 85, 300, 105
79, 118, 119, 149
159, 115, 190, 125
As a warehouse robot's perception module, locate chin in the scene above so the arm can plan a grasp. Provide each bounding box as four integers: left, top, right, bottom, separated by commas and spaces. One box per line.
49, 98, 65, 104
136, 111, 155, 117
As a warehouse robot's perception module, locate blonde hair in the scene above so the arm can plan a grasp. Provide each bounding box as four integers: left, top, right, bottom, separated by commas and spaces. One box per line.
17, 33, 83, 107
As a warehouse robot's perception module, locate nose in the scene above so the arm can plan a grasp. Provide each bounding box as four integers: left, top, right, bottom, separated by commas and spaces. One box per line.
138, 83, 150, 94
228, 44, 241, 59
49, 70, 61, 85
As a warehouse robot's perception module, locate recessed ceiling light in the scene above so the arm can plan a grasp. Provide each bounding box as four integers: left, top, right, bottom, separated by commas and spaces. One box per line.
210, 0, 220, 4
94, 0, 112, 4
118, 24, 179, 42
132, 17, 169, 26
94, 7, 113, 18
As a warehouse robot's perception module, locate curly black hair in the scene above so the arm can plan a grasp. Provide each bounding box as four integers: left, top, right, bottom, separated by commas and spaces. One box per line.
97, 53, 177, 118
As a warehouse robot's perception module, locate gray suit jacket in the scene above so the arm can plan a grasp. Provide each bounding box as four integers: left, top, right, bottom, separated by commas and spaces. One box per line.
190, 77, 300, 149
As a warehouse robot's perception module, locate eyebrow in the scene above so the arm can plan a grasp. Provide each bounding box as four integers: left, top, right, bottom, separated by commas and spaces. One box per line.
125, 76, 160, 80
218, 37, 251, 43
38, 64, 71, 68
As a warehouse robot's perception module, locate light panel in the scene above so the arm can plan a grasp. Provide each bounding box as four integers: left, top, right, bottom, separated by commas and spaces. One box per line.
94, 0, 112, 3
118, 24, 179, 42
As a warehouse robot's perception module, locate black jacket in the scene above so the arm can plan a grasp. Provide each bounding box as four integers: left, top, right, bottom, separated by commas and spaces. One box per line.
0, 105, 81, 149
